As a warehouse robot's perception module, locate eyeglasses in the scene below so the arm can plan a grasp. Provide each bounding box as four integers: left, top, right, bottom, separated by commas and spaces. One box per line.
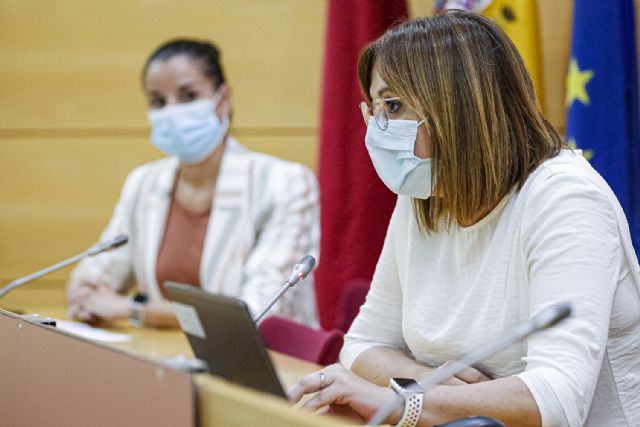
359, 97, 401, 130
360, 97, 427, 131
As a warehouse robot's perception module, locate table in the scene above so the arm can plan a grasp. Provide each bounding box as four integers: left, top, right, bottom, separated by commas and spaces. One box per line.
1, 290, 346, 427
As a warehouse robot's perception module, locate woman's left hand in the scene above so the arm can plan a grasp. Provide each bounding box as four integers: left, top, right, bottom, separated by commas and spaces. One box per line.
288, 364, 402, 424
78, 285, 130, 323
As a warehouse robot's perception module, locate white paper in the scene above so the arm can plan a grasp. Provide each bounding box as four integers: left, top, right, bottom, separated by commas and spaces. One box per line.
171, 302, 206, 339
55, 320, 132, 343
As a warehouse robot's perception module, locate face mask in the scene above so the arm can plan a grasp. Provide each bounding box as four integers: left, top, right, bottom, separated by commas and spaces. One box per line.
147, 97, 229, 164
365, 118, 433, 199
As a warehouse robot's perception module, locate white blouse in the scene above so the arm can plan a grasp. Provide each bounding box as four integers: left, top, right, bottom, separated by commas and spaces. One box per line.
70, 139, 320, 326
341, 150, 640, 426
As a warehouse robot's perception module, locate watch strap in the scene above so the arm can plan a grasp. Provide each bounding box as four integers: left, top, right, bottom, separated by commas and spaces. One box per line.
128, 293, 148, 327
394, 392, 423, 427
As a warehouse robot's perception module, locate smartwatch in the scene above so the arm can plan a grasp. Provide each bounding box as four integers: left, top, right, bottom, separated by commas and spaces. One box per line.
390, 377, 425, 427
128, 293, 149, 327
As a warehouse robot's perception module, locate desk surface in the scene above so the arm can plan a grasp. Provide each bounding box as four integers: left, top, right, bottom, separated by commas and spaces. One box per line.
8, 300, 321, 390
3, 289, 347, 426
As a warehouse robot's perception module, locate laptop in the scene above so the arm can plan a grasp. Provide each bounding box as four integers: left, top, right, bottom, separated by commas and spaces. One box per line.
164, 281, 286, 398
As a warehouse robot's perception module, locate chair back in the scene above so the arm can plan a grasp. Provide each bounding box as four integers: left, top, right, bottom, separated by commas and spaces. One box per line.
259, 316, 344, 366
334, 278, 371, 333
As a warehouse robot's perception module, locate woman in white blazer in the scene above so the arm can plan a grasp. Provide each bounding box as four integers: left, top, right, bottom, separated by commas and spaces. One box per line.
67, 39, 319, 328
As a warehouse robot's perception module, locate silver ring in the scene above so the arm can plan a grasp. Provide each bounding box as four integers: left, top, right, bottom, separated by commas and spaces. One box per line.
319, 372, 326, 390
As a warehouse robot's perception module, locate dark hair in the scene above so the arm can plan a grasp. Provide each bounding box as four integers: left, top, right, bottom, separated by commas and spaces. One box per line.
358, 11, 564, 232
142, 39, 226, 88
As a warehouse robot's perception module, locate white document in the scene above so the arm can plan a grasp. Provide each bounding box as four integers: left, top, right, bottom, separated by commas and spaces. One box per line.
55, 320, 132, 343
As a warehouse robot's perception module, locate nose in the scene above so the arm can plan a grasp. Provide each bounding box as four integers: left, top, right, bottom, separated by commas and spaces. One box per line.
164, 95, 180, 106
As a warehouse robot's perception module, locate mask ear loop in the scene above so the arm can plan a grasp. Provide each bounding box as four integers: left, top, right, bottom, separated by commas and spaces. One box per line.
211, 86, 231, 125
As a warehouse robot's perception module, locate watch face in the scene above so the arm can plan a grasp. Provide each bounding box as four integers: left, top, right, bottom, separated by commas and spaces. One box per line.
133, 293, 149, 304
392, 378, 418, 388
391, 377, 425, 394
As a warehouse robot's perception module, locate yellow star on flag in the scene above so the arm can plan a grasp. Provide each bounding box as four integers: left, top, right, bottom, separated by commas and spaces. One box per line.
566, 58, 594, 107
568, 138, 594, 161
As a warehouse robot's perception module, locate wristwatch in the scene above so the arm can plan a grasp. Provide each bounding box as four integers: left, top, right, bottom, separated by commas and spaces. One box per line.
128, 293, 149, 327
390, 377, 425, 427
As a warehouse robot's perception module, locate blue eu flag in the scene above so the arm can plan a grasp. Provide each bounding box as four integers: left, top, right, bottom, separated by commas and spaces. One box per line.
566, 0, 640, 254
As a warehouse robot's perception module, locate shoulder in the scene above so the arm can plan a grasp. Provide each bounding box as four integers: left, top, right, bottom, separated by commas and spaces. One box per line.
520, 150, 618, 209
517, 150, 623, 241
526, 150, 613, 195
119, 157, 177, 198
227, 137, 318, 190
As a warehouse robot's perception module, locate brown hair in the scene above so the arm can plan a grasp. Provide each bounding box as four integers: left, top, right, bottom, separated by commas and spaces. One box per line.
358, 11, 564, 232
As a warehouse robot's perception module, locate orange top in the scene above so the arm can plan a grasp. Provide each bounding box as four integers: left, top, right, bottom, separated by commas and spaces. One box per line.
156, 196, 211, 299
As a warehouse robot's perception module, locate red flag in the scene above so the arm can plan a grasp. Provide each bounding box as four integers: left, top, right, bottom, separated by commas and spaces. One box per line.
316, 0, 408, 329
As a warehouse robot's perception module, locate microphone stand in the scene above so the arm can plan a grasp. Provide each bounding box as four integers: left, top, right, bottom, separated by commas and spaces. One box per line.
367, 303, 572, 426
253, 281, 293, 324
0, 234, 128, 299
253, 255, 316, 324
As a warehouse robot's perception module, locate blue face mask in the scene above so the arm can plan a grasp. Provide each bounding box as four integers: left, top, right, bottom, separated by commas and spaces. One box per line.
365, 118, 433, 199
147, 98, 229, 164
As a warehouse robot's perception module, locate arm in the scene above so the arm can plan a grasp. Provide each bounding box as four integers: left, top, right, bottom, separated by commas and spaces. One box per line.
342, 197, 489, 386
239, 161, 320, 323
292, 163, 623, 426
67, 167, 142, 320
290, 365, 536, 426
352, 346, 488, 387
512, 169, 622, 426
67, 165, 177, 328
77, 286, 179, 328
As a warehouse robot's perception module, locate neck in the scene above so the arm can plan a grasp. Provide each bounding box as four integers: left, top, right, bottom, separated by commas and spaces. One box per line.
177, 139, 225, 189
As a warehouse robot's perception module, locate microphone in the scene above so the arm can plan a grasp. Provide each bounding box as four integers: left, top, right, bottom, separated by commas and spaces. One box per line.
253, 255, 316, 323
367, 303, 572, 426
0, 234, 129, 299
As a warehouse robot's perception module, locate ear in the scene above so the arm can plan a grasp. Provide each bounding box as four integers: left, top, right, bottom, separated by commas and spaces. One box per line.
215, 83, 233, 119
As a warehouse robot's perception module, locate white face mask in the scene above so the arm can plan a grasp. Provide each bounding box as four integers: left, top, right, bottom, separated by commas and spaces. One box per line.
364, 117, 433, 199
147, 97, 229, 164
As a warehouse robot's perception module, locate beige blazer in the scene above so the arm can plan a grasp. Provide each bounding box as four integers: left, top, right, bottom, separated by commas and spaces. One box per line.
70, 138, 319, 325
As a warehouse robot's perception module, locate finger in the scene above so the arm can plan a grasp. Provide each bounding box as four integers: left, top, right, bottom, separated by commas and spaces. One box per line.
76, 307, 94, 322
456, 366, 491, 384
443, 376, 467, 386
288, 370, 324, 403
301, 385, 341, 413
68, 283, 99, 306
437, 361, 470, 385
440, 360, 491, 384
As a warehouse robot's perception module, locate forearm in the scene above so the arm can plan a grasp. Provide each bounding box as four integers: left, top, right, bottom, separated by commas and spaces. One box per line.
419, 377, 541, 427
144, 299, 180, 328
351, 346, 436, 386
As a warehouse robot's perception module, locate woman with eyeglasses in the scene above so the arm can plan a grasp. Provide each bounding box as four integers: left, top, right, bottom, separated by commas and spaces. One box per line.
290, 11, 640, 427
66, 39, 319, 328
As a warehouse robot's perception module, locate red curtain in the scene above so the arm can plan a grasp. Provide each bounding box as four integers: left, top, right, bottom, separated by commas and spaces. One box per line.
315, 0, 408, 329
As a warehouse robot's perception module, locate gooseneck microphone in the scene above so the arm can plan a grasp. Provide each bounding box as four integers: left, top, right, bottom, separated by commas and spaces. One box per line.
367, 303, 573, 426
253, 255, 316, 324
0, 234, 129, 299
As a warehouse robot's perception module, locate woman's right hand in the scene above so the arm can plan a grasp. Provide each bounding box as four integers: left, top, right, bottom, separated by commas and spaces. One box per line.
67, 279, 94, 320
436, 361, 492, 385
350, 346, 491, 388
289, 363, 402, 424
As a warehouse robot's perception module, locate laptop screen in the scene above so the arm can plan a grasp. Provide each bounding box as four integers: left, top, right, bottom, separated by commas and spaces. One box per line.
164, 282, 286, 398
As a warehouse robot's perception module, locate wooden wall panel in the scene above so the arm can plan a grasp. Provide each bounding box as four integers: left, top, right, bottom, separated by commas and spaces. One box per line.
0, 136, 161, 282
0, 0, 325, 130
0, 1, 325, 291
2, 0, 637, 293
0, 133, 317, 284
